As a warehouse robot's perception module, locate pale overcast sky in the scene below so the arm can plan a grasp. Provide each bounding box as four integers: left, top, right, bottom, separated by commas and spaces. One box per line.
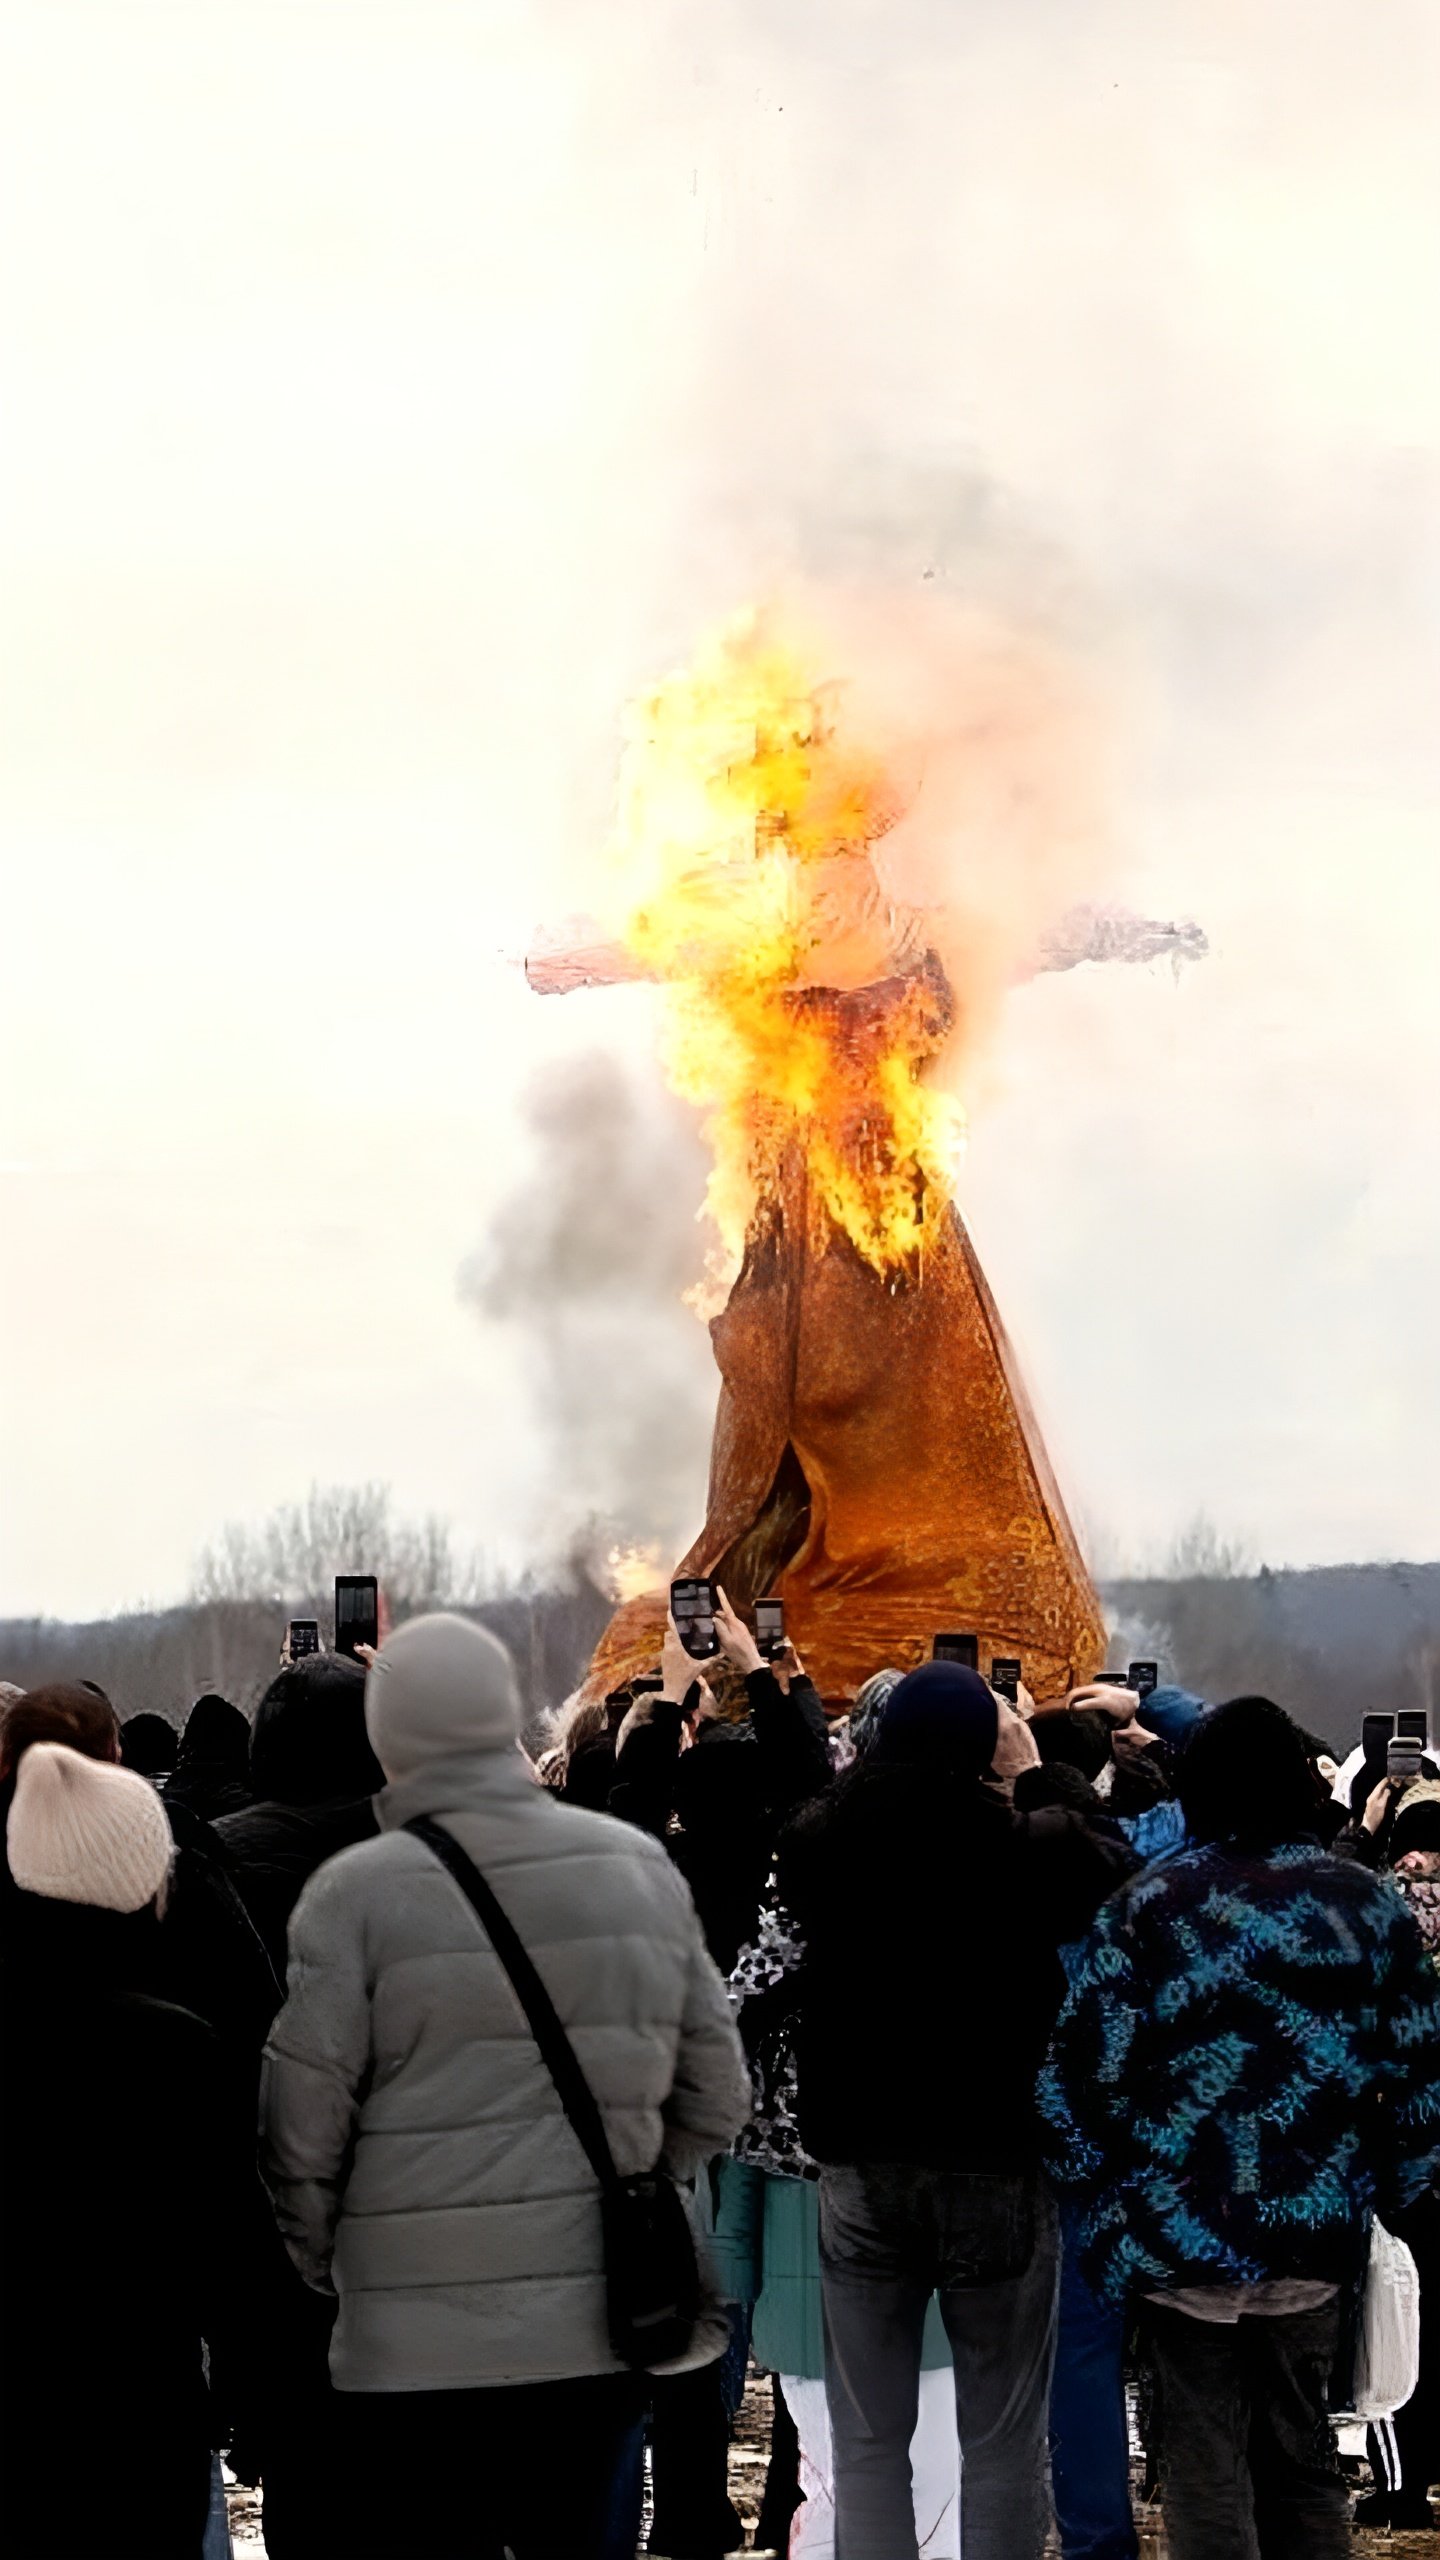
3, 1, 1438, 1618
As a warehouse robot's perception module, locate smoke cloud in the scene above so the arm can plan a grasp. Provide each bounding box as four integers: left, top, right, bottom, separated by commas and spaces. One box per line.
460, 1052, 717, 1568
4, 1, 1438, 1610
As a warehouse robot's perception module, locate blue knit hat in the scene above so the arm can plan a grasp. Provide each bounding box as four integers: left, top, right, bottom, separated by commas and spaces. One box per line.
867, 1661, 999, 1777
1138, 1685, 1207, 1749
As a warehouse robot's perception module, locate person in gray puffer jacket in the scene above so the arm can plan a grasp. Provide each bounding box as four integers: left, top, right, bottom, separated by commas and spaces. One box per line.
260, 1612, 750, 2560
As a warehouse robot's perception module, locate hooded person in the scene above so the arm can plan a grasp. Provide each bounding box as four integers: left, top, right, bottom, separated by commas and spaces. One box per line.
0, 1746, 276, 2560
119, 1709, 180, 1780
776, 1660, 1130, 2560
210, 1653, 386, 2559
214, 1654, 385, 1980
165, 1692, 253, 1825
260, 1611, 750, 2560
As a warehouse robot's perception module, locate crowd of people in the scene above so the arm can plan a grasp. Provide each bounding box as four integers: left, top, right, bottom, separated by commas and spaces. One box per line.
2, 1598, 1440, 2560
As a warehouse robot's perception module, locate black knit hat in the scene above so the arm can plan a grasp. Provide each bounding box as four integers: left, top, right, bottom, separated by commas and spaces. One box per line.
1177, 1695, 1317, 1847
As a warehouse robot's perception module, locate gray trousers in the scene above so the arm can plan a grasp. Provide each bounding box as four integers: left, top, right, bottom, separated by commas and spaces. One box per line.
819, 2163, 1060, 2560
1146, 2299, 1349, 2560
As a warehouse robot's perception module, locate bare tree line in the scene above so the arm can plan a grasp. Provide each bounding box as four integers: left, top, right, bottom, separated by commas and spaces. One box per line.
1, 1485, 612, 1730
4, 1488, 1438, 1753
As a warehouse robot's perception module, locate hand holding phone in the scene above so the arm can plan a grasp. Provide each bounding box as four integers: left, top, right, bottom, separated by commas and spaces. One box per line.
711, 1584, 763, 1676
1072, 1677, 1138, 1726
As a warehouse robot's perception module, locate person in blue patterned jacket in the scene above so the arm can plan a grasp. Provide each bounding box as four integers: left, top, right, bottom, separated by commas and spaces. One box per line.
1040, 1694, 1440, 2560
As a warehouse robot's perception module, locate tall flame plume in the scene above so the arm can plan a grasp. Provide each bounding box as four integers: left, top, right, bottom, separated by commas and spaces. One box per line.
604, 614, 965, 1275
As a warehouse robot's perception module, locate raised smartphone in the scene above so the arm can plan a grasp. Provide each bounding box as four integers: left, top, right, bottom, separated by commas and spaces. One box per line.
671, 1577, 720, 1661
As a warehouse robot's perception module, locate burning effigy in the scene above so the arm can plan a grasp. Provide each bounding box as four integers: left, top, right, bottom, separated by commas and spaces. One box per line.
532, 597, 1202, 1701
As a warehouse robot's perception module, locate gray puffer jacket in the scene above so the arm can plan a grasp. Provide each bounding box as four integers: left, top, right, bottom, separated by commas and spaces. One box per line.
260, 1747, 750, 2391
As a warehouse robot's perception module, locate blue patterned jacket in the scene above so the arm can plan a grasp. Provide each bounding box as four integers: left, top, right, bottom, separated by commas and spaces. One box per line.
1039, 1837, 1440, 2307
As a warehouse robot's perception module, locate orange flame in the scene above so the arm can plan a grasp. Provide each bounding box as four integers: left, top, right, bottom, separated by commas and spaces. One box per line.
604, 614, 965, 1273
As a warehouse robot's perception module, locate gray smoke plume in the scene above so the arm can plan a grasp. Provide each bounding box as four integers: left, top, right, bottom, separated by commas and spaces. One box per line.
460, 1053, 719, 1570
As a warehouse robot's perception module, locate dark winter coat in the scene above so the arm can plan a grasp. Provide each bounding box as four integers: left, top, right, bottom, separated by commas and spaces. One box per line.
214, 1653, 383, 1985
164, 1694, 253, 1825
1040, 1838, 1440, 2306
0, 1776, 278, 2073
777, 1763, 1133, 2172
612, 1669, 832, 1974
214, 1793, 381, 1986
0, 1900, 280, 2559
155, 1800, 282, 2061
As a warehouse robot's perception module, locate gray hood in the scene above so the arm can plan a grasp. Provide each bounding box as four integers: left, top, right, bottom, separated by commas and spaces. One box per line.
365, 1612, 522, 1777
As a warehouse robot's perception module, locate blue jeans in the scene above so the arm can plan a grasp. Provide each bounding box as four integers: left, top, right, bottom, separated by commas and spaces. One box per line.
600, 2411, 646, 2560
202, 2454, 233, 2559
1049, 2208, 1137, 2560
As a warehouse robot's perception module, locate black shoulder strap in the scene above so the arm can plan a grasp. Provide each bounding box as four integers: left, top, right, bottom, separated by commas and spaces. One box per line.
405, 1814, 618, 2196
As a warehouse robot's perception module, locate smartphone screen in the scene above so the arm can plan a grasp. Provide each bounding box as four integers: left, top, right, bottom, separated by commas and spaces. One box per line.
1095, 1671, 1133, 1689
671, 1577, 719, 1661
990, 1656, 1022, 1704
334, 1574, 379, 1658
604, 1688, 633, 1735
754, 1596, 786, 1660
1362, 1711, 1396, 1763
1128, 1660, 1159, 1701
932, 1632, 979, 1669
1389, 1735, 1424, 1781
1397, 1709, 1430, 1748
288, 1617, 320, 1659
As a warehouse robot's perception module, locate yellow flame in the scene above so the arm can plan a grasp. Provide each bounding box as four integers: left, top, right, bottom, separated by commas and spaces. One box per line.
605, 1540, 667, 1603
606, 614, 964, 1272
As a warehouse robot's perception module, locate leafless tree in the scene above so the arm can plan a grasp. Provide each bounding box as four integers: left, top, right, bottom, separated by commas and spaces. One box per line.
190, 1482, 474, 1616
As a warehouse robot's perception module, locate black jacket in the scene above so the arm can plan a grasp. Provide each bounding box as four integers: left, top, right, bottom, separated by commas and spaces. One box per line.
156, 1800, 282, 2063
164, 1760, 252, 1825
214, 1793, 380, 1986
0, 1901, 282, 2558
611, 1667, 832, 1972
0, 1778, 278, 2079
777, 1763, 1134, 2172
213, 1653, 384, 1988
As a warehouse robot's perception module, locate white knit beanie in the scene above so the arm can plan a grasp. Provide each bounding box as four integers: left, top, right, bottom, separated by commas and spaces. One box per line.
7, 1741, 173, 1913
365, 1612, 522, 1777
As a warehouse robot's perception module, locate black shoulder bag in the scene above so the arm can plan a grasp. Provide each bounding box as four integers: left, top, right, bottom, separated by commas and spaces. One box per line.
406, 1814, 700, 2369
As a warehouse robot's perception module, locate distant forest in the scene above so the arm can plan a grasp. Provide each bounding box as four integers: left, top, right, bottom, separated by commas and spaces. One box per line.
3, 1487, 1437, 1755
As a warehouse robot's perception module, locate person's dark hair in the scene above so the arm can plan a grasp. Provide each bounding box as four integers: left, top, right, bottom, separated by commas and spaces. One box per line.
179, 1692, 250, 1767
118, 1711, 179, 1778
1390, 1790, 1440, 1862
1177, 1695, 1318, 1848
0, 1682, 122, 1784
1014, 1760, 1104, 1820
249, 1654, 383, 1806
1035, 1708, 1111, 1785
